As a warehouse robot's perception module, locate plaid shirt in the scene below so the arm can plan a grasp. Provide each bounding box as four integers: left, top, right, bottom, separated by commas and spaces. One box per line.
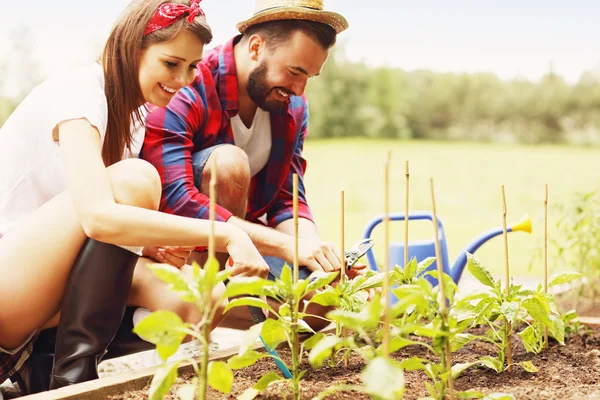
0, 333, 37, 385
142, 36, 313, 227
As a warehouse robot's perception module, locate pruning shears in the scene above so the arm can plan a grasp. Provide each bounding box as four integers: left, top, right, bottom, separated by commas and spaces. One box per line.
246, 238, 375, 378
344, 238, 374, 269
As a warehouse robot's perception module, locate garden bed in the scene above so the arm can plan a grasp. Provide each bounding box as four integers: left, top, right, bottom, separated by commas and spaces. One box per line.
56, 323, 600, 400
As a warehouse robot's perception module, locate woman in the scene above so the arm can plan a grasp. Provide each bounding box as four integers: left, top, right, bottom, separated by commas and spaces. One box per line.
0, 0, 269, 390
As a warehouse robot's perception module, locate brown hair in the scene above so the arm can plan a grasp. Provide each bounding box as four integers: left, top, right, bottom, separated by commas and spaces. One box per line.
243, 20, 337, 51
101, 0, 212, 166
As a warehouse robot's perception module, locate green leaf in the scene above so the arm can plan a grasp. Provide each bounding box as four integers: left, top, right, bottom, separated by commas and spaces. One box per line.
466, 253, 496, 288
457, 391, 485, 399
132, 311, 188, 361
280, 264, 293, 289
306, 271, 339, 293
550, 315, 565, 344
309, 290, 340, 307
237, 372, 283, 400
362, 357, 405, 400
308, 335, 342, 368
478, 356, 503, 373
239, 323, 263, 355
451, 334, 480, 352
416, 257, 436, 277
201, 256, 220, 293
500, 301, 519, 324
293, 278, 311, 299
176, 383, 196, 400
261, 319, 288, 349
148, 361, 179, 400
548, 272, 583, 288
298, 318, 316, 334
403, 258, 418, 280
148, 264, 197, 303
483, 394, 515, 400
522, 297, 552, 329
517, 360, 538, 373
303, 332, 325, 350
452, 362, 474, 379
223, 297, 275, 314
398, 356, 427, 371
357, 272, 387, 290
224, 277, 274, 298
207, 361, 233, 393
228, 350, 271, 370
518, 325, 541, 354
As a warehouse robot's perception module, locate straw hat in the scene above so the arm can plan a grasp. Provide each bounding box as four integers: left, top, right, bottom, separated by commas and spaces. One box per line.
237, 0, 349, 34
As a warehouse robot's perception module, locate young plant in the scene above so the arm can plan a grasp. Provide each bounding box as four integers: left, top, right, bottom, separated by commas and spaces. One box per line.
229, 264, 339, 400
307, 294, 407, 400
460, 253, 582, 373
132, 258, 235, 400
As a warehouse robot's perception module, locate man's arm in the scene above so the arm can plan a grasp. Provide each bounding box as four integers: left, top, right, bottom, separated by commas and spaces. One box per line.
141, 67, 233, 223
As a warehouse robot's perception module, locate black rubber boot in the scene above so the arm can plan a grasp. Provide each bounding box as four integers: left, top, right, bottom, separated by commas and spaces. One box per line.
48, 238, 139, 389
9, 307, 155, 395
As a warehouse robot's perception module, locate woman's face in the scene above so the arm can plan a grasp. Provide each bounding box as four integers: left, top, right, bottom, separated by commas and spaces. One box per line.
138, 30, 205, 107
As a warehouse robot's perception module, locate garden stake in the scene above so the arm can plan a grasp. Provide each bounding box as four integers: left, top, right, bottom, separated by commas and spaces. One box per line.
382, 151, 392, 357
430, 179, 455, 400
404, 161, 410, 267
291, 173, 301, 400
544, 184, 549, 349
501, 185, 513, 372
341, 190, 349, 368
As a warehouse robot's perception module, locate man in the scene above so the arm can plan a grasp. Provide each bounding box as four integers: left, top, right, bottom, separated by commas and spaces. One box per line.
142, 0, 360, 330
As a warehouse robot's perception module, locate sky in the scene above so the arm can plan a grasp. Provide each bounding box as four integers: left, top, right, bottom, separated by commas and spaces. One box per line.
1, 0, 599, 97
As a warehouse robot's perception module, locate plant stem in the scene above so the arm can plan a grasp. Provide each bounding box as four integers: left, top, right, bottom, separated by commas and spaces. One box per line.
501, 185, 513, 372
198, 320, 210, 400
430, 179, 455, 400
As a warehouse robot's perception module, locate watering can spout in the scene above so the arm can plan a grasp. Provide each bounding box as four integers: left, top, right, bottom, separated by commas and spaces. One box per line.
449, 214, 532, 282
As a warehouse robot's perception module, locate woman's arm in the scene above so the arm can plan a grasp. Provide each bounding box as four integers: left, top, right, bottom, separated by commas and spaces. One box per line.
58, 118, 236, 250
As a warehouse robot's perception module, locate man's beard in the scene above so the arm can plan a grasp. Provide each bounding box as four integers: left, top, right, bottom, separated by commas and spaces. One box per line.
247, 61, 288, 112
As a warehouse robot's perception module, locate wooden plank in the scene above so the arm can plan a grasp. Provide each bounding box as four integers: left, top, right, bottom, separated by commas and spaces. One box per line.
579, 316, 600, 327
18, 343, 261, 400
19, 328, 334, 400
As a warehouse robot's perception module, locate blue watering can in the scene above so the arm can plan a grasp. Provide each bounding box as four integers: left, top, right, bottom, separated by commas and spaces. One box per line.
362, 212, 532, 288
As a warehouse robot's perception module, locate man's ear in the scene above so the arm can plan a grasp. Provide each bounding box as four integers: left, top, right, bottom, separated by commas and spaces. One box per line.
247, 34, 265, 62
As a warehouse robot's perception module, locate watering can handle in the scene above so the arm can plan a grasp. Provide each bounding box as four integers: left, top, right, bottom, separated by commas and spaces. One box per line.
362, 212, 446, 272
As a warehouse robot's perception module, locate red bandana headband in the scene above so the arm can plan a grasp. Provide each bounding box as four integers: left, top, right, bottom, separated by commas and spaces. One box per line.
144, 0, 205, 35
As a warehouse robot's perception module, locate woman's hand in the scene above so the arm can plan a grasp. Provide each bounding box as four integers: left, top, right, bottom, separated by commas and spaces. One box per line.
142, 246, 195, 268
225, 230, 270, 279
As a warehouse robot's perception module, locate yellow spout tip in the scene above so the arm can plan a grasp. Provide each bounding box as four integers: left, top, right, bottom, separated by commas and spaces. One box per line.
511, 214, 532, 234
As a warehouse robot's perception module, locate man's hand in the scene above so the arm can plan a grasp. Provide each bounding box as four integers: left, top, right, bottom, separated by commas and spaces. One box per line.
225, 230, 270, 279
295, 238, 343, 273
142, 246, 195, 268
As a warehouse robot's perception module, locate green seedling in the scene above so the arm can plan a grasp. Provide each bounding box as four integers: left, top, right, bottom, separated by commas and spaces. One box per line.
132, 258, 274, 400
231, 264, 339, 400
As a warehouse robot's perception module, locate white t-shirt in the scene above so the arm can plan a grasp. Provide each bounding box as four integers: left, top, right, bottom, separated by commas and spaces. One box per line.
0, 63, 145, 248
230, 108, 272, 177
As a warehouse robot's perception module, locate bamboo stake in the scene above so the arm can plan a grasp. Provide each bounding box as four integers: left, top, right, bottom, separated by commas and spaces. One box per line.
208, 157, 216, 260
404, 161, 410, 267
502, 185, 513, 372
341, 190, 349, 367
291, 173, 300, 400
430, 179, 455, 400
544, 184, 549, 349
382, 151, 392, 357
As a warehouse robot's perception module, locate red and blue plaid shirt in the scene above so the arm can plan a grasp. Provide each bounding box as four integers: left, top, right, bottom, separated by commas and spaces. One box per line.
142, 36, 313, 227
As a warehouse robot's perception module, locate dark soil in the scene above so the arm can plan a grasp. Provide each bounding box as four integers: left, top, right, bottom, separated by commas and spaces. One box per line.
107, 326, 600, 400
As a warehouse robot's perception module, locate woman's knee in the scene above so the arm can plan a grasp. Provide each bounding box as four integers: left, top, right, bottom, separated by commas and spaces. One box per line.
108, 159, 161, 211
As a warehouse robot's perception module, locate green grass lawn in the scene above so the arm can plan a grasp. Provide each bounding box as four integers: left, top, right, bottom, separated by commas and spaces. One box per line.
301, 138, 600, 279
